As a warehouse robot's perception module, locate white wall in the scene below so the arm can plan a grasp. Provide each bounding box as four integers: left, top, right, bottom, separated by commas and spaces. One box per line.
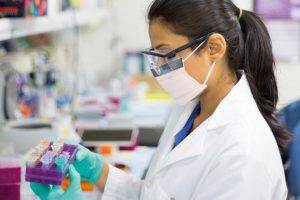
277, 62, 300, 108
111, 0, 256, 52
232, 0, 254, 11
110, 0, 254, 51
111, 0, 152, 51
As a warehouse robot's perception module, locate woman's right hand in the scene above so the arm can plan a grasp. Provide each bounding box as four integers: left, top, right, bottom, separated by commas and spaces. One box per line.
74, 144, 104, 184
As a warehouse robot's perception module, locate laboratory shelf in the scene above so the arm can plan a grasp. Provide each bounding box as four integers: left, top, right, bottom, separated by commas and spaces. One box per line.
0, 9, 110, 41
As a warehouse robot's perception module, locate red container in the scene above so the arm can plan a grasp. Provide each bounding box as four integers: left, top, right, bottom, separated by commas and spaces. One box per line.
0, 184, 20, 200
0, 167, 21, 185
0, 157, 21, 200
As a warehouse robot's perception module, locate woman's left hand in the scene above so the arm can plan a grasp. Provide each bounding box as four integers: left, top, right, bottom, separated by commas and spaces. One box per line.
30, 165, 85, 200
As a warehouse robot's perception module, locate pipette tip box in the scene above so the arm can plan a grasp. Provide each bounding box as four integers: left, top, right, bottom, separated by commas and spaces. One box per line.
25, 139, 78, 185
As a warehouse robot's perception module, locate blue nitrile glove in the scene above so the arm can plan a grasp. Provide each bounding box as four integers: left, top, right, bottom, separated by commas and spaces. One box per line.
30, 165, 84, 200
73, 144, 104, 184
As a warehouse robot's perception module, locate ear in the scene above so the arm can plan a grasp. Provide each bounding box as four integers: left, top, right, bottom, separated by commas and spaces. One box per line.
206, 33, 227, 61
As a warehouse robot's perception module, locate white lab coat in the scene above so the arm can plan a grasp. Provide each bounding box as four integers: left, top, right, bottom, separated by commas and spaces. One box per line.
101, 73, 287, 200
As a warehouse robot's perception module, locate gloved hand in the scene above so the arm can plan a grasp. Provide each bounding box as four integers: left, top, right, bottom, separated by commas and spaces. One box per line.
73, 144, 104, 184
30, 165, 84, 200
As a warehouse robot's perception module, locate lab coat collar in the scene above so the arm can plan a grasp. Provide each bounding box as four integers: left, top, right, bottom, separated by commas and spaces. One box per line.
206, 71, 253, 131
148, 100, 199, 178
164, 120, 207, 167
170, 71, 252, 135
151, 71, 253, 175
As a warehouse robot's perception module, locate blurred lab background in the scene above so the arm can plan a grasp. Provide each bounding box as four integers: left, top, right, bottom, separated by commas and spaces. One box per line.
0, 0, 299, 199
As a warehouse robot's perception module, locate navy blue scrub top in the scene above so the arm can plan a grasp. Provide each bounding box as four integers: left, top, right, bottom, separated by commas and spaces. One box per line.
173, 103, 201, 149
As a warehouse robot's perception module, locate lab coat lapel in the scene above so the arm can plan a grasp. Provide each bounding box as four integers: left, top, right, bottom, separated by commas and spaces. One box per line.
148, 100, 199, 178
165, 125, 207, 167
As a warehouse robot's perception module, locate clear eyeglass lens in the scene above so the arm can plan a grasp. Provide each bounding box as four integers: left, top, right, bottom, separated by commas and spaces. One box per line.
143, 50, 179, 76
145, 54, 177, 66
144, 54, 157, 67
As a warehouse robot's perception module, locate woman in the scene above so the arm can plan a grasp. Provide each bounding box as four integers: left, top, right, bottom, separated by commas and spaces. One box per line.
31, 0, 291, 199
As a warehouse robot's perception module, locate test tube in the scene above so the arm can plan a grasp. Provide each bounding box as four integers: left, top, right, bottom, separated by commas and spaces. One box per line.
35, 143, 48, 155
40, 151, 55, 167
55, 156, 67, 170
51, 143, 63, 155
61, 151, 70, 161
27, 154, 40, 166
52, 139, 64, 147
31, 151, 41, 157
40, 140, 50, 147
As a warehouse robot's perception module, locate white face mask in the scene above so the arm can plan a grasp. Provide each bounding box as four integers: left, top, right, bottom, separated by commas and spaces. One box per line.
154, 43, 216, 105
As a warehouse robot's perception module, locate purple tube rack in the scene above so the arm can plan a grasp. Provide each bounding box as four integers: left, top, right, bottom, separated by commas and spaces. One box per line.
25, 143, 78, 185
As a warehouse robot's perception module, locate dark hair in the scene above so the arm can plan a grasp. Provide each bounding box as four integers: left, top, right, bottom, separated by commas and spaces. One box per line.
148, 0, 291, 152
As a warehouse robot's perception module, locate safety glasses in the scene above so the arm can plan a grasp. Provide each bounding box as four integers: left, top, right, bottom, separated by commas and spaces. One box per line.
142, 34, 210, 77
142, 34, 210, 58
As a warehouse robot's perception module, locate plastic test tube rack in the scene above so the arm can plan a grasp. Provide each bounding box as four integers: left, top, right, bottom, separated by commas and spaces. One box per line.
25, 139, 78, 185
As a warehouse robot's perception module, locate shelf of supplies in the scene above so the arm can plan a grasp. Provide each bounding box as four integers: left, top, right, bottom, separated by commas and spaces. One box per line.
0, 9, 110, 41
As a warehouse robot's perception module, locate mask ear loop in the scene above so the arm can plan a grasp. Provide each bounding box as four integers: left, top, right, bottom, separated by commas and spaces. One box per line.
183, 40, 206, 62
203, 62, 216, 85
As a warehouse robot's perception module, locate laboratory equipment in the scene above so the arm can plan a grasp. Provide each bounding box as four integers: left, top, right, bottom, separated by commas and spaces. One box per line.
123, 51, 145, 75
0, 157, 21, 200
80, 127, 139, 147
0, 62, 19, 121
0, 70, 4, 126
0, 0, 47, 18
138, 127, 163, 147
25, 139, 78, 185
0, 116, 81, 154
